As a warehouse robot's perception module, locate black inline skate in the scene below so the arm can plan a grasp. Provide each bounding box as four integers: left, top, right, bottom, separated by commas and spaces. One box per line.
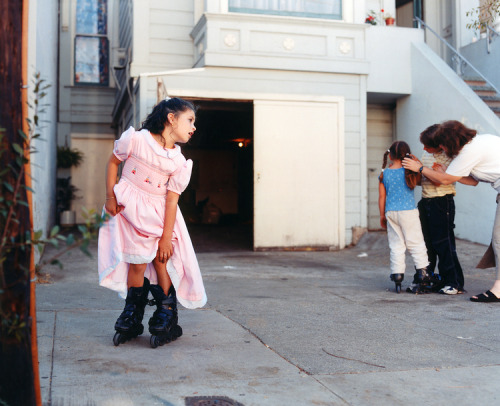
427, 271, 444, 292
406, 267, 432, 294
390, 273, 404, 293
113, 278, 150, 346
148, 284, 183, 348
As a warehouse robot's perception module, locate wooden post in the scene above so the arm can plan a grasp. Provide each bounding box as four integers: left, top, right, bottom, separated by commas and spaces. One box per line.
0, 0, 38, 405
21, 0, 42, 404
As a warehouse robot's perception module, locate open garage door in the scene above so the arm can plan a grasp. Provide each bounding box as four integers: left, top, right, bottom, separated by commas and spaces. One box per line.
253, 99, 344, 250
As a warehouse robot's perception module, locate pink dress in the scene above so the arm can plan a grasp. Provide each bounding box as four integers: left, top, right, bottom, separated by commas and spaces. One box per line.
98, 127, 207, 309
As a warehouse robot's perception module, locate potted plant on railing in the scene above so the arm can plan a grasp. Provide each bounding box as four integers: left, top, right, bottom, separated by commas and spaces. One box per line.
56, 145, 83, 226
382, 9, 395, 26
365, 10, 378, 25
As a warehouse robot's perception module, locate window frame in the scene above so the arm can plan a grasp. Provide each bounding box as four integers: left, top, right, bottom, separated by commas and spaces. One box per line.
227, 0, 343, 21
73, 0, 110, 87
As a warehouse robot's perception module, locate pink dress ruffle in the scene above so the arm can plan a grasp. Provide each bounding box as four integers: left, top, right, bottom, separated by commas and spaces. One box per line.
97, 127, 207, 309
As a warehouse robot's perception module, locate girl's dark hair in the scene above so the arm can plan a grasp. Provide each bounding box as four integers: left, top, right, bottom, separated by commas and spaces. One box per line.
380, 141, 418, 190
433, 120, 477, 158
140, 97, 196, 135
419, 124, 441, 149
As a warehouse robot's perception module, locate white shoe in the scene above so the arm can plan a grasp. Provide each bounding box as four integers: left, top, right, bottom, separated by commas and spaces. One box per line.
439, 286, 458, 295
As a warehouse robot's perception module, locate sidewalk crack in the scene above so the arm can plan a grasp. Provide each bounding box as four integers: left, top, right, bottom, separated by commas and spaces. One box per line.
47, 311, 57, 406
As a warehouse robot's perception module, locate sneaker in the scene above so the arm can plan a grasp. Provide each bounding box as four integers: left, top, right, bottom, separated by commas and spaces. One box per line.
439, 286, 459, 295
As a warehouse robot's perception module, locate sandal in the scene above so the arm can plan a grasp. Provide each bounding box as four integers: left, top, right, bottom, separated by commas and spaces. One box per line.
470, 290, 500, 302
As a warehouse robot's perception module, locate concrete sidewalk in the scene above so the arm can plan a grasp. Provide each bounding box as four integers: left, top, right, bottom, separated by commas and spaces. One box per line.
36, 232, 500, 405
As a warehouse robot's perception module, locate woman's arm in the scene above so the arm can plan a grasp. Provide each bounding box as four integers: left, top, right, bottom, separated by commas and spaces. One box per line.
402, 157, 462, 185
458, 176, 479, 186
104, 154, 124, 216
157, 191, 180, 263
378, 181, 387, 229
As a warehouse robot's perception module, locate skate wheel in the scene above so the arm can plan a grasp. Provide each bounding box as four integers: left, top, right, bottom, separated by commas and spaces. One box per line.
113, 332, 122, 346
395, 284, 401, 294
172, 325, 183, 341
150, 335, 160, 349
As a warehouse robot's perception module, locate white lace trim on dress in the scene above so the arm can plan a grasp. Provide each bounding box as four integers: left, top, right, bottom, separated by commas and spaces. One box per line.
122, 252, 156, 264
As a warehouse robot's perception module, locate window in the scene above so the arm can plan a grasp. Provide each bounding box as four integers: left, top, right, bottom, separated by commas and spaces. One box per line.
74, 0, 109, 86
228, 0, 342, 20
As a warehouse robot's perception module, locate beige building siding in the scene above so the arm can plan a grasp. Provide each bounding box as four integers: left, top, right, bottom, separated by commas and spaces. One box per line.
366, 105, 394, 230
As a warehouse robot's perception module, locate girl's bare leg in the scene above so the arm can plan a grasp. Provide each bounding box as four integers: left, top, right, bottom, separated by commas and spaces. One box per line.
127, 263, 148, 288
152, 257, 172, 294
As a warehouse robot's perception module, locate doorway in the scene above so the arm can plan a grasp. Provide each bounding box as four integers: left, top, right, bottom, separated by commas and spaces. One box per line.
180, 99, 254, 251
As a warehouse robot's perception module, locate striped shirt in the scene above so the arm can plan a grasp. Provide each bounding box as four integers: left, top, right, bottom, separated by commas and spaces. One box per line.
421, 151, 456, 198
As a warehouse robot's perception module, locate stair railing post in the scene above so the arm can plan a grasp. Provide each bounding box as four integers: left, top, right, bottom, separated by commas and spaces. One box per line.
414, 17, 500, 95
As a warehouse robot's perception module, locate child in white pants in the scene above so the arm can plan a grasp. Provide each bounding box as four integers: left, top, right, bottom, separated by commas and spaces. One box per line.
379, 141, 430, 293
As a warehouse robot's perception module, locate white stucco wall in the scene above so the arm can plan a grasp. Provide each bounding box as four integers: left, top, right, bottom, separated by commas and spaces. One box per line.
28, 0, 58, 240
456, 0, 481, 47
396, 41, 500, 245
366, 25, 424, 94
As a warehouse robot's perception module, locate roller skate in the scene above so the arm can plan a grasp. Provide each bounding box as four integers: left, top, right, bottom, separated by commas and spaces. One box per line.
406, 267, 431, 294
390, 273, 404, 293
428, 272, 444, 292
148, 284, 183, 348
113, 278, 150, 346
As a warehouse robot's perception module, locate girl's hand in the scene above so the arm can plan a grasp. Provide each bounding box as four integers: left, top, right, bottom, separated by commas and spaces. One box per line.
157, 235, 173, 263
380, 215, 387, 229
104, 196, 124, 216
432, 162, 446, 173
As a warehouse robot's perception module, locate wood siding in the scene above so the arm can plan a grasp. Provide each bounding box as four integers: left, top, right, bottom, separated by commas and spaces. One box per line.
132, 0, 195, 75
366, 105, 394, 230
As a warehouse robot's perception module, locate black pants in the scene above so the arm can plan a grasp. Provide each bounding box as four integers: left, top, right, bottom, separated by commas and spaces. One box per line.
418, 195, 464, 290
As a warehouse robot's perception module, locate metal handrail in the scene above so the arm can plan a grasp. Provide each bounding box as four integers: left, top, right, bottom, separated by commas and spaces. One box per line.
487, 24, 500, 53
415, 16, 500, 94
487, 24, 500, 37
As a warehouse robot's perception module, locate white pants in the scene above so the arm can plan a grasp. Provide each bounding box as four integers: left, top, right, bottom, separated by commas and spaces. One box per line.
386, 209, 429, 275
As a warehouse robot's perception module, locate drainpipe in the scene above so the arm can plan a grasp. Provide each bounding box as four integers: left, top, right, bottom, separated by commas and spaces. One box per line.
413, 0, 422, 28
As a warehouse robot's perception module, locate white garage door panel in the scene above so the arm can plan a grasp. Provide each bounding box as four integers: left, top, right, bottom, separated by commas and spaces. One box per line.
254, 99, 344, 249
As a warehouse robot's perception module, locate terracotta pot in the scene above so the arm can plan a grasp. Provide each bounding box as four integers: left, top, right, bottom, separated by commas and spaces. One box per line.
385, 17, 395, 26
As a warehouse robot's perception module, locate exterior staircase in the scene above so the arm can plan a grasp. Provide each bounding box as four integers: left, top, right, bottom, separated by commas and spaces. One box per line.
464, 77, 500, 118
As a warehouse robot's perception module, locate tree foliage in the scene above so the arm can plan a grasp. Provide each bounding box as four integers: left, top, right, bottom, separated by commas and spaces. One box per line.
466, 0, 500, 31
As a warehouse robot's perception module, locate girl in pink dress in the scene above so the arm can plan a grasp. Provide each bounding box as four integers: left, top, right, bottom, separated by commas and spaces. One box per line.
98, 98, 207, 347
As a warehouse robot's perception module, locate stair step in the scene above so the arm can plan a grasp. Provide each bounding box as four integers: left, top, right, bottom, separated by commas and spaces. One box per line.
470, 86, 497, 96
464, 78, 500, 117
464, 78, 487, 86
469, 84, 497, 91
481, 96, 500, 108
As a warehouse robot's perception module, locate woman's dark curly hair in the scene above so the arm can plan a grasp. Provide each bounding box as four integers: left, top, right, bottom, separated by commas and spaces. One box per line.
380, 141, 419, 190
433, 120, 477, 158
419, 124, 441, 149
140, 98, 196, 135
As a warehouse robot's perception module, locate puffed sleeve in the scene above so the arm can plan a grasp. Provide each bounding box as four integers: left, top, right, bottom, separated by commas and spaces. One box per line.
167, 159, 193, 195
113, 126, 136, 161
